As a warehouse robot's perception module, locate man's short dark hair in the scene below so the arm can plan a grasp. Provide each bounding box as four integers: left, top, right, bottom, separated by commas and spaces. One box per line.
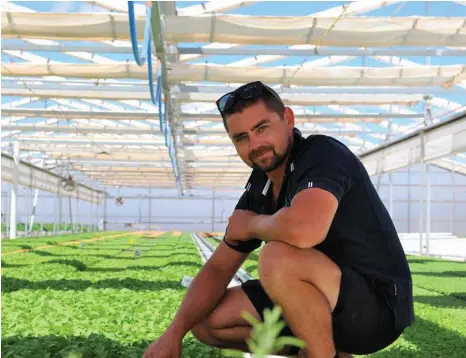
222, 91, 286, 132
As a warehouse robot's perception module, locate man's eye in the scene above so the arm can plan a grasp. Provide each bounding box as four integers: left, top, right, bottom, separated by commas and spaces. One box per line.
235, 136, 245, 143
258, 126, 267, 132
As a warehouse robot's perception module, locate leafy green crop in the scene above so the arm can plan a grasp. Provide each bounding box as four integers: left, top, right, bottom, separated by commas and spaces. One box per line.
242, 306, 305, 357
1, 223, 98, 233
204, 235, 466, 357
3, 232, 465, 357
1, 232, 118, 253
1, 232, 233, 357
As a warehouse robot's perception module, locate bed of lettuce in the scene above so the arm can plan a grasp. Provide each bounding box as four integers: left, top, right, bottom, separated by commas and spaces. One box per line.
1, 232, 241, 358
3, 231, 465, 357
205, 233, 466, 357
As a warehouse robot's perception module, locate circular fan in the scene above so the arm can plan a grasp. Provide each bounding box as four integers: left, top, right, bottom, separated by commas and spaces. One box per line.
115, 196, 124, 206
60, 175, 77, 192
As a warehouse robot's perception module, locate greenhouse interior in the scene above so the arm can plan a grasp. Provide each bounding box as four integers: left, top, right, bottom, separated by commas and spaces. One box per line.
1, 1, 466, 357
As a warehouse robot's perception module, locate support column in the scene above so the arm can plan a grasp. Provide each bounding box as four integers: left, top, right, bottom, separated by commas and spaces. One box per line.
5, 185, 11, 239
68, 196, 73, 233
54, 192, 58, 235
149, 188, 152, 231
40, 212, 43, 234
407, 166, 411, 233
26, 186, 31, 235
58, 194, 63, 233
420, 95, 432, 255
77, 195, 81, 233
88, 192, 92, 233
425, 164, 431, 256
451, 159, 456, 235
30, 188, 40, 235
9, 142, 19, 240
103, 192, 107, 232
96, 199, 100, 232
419, 133, 426, 255
73, 196, 77, 233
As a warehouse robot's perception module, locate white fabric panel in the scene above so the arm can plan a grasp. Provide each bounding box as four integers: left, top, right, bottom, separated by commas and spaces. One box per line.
1, 63, 148, 79
169, 63, 466, 87
1, 153, 104, 203
1, 86, 152, 101
2, 83, 422, 105
165, 15, 466, 47
1, 11, 144, 41
360, 115, 466, 175
4, 63, 465, 87
1, 108, 158, 120
3, 12, 466, 47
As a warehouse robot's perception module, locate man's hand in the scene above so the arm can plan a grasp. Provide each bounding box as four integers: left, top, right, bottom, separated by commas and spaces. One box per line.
143, 332, 182, 358
225, 209, 260, 242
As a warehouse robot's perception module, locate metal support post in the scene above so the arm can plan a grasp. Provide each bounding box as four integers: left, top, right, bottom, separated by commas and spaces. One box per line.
68, 196, 73, 232
9, 142, 19, 239
426, 164, 431, 255
30, 188, 40, 235
407, 166, 411, 233
5, 185, 11, 239
25, 187, 30, 235
73, 196, 77, 233
96, 201, 100, 232
53, 193, 58, 235
149, 187, 152, 231
77, 197, 81, 233
419, 133, 426, 255
451, 159, 456, 235
103, 192, 107, 232
59, 195, 63, 233
88, 193, 92, 233
40, 212, 43, 233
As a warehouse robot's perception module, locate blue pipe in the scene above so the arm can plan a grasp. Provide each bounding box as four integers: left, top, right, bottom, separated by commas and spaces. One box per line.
128, 2, 152, 66
147, 40, 158, 106
128, 2, 182, 194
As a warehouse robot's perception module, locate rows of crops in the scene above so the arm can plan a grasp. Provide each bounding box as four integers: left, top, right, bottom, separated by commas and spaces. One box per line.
1, 232, 240, 357
2, 232, 465, 357
203, 234, 466, 357
1, 223, 98, 233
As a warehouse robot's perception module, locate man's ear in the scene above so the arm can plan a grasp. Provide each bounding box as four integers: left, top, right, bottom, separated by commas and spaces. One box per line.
284, 106, 295, 129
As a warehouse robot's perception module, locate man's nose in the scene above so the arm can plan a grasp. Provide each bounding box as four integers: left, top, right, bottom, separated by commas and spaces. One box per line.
248, 133, 263, 151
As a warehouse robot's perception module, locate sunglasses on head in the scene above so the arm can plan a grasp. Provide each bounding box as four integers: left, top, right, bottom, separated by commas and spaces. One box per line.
216, 81, 283, 117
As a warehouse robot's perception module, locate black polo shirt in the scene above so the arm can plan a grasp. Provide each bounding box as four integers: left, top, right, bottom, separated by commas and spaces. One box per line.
224, 128, 414, 331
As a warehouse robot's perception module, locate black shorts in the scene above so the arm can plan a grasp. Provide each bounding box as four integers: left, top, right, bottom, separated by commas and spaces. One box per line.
241, 265, 402, 355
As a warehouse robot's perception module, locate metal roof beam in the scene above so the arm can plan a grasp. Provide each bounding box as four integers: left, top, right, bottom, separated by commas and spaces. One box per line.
176, 47, 466, 57
177, 84, 466, 95
6, 82, 465, 95
2, 108, 424, 120
6, 42, 465, 57
2, 124, 388, 137
359, 111, 466, 175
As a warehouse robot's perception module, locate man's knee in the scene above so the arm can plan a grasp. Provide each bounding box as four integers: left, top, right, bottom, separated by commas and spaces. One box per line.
258, 242, 341, 301
191, 319, 217, 346
258, 241, 297, 282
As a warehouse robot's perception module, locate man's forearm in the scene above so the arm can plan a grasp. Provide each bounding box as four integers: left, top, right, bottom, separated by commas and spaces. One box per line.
167, 265, 230, 339
249, 207, 309, 248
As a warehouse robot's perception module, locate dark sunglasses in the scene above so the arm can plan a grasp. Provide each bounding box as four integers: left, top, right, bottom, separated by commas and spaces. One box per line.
216, 81, 283, 116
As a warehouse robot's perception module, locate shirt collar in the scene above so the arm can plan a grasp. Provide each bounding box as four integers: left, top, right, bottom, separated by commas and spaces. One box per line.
244, 127, 303, 200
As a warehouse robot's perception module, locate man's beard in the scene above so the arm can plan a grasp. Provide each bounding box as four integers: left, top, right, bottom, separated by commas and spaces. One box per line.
249, 135, 293, 173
